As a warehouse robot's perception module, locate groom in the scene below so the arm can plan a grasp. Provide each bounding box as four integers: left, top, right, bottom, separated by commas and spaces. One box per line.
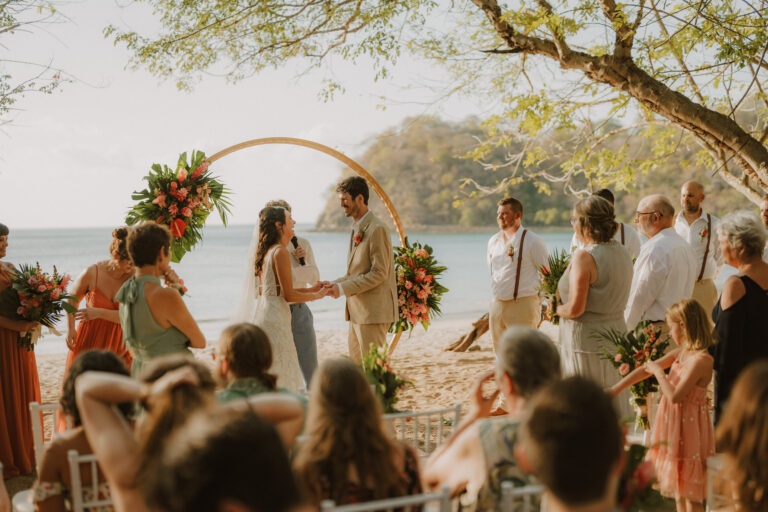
324, 176, 398, 362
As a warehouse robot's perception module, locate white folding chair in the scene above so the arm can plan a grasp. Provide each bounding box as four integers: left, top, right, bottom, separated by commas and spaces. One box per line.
383, 403, 461, 458
29, 401, 73, 471
11, 490, 34, 512
67, 449, 113, 512
320, 486, 451, 512
500, 481, 544, 512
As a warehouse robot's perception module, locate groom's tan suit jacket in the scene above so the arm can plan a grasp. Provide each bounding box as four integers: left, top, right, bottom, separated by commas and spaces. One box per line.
337, 212, 398, 325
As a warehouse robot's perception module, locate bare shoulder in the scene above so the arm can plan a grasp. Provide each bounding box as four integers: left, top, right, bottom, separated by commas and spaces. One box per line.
720, 275, 746, 310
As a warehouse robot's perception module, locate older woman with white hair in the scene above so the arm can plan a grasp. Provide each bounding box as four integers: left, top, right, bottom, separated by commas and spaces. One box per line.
712, 211, 768, 422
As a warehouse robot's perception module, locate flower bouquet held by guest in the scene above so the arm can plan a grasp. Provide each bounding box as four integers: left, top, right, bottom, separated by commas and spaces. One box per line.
116, 222, 206, 375
609, 299, 715, 512
64, 227, 135, 377
0, 222, 41, 478
539, 248, 570, 325
35, 350, 132, 512
293, 358, 421, 507
711, 211, 768, 423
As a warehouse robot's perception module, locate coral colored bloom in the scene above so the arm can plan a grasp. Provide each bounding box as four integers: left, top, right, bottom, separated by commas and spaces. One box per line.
190, 161, 209, 180
152, 194, 167, 208
353, 232, 363, 246
168, 203, 179, 216
178, 168, 188, 183
170, 218, 187, 238
619, 363, 630, 376
37, 285, 46, 292
417, 289, 427, 300
181, 207, 193, 218
60, 275, 71, 288
405, 281, 413, 290
51, 289, 61, 300
16, 306, 28, 317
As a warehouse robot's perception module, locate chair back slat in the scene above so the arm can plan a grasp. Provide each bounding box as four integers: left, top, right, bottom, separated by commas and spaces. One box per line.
382, 403, 461, 458
320, 486, 451, 511
67, 449, 114, 512
500, 481, 545, 512
29, 402, 72, 471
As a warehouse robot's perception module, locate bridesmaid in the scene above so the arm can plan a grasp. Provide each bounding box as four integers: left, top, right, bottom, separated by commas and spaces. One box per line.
64, 227, 134, 374
0, 222, 40, 478
117, 222, 206, 375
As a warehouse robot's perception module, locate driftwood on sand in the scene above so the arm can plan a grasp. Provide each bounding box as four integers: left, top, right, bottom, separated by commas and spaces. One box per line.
446, 313, 489, 352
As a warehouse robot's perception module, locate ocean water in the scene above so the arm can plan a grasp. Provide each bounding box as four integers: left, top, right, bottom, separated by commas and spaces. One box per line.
4, 225, 733, 355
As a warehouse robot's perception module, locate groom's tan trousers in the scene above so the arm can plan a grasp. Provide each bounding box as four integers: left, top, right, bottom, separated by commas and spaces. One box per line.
348, 322, 388, 363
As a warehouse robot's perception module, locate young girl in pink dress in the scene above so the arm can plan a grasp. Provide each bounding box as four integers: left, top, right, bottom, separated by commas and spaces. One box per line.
610, 298, 715, 512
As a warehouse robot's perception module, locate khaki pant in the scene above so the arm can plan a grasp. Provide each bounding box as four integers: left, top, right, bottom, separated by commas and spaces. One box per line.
692, 279, 718, 317
489, 295, 541, 351
348, 322, 388, 363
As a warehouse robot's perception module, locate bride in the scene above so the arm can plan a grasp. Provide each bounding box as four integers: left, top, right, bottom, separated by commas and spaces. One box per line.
234, 206, 327, 392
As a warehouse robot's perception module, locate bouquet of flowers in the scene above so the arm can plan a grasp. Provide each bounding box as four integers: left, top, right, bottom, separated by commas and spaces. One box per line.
598, 321, 670, 429
539, 249, 570, 325
0, 263, 77, 350
126, 150, 232, 262
618, 443, 667, 511
390, 242, 448, 334
361, 344, 412, 413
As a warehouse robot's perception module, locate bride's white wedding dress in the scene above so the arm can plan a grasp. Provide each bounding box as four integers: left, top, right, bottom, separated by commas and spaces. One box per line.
252, 245, 304, 392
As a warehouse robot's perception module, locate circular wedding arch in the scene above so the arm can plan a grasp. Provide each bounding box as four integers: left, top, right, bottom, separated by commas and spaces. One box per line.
207, 137, 408, 247
207, 137, 408, 353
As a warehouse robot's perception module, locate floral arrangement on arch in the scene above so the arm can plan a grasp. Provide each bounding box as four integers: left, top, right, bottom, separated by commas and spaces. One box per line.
597, 321, 670, 430
125, 150, 232, 262
539, 248, 570, 325
0, 263, 77, 350
390, 242, 448, 334
361, 344, 412, 413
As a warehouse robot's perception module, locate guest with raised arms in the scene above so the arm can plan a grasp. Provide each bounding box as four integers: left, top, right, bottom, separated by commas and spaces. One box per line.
293, 358, 421, 507
116, 222, 205, 375
64, 227, 134, 378
265, 199, 321, 386
674, 181, 723, 314
624, 195, 696, 332
423, 326, 561, 508
570, 188, 643, 260
487, 197, 548, 347
711, 211, 768, 422
34, 350, 132, 512
558, 195, 634, 418
0, 222, 40, 478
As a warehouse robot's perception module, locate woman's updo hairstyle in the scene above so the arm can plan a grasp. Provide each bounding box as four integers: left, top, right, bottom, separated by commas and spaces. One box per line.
573, 195, 618, 244
110, 227, 130, 261
127, 222, 172, 267
254, 206, 287, 277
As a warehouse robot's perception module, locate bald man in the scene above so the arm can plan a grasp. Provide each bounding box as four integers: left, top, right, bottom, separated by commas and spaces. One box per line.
761, 195, 768, 263
674, 181, 723, 314
625, 195, 697, 329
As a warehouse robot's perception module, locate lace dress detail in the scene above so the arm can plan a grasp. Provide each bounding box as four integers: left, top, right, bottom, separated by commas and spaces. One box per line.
252, 246, 304, 392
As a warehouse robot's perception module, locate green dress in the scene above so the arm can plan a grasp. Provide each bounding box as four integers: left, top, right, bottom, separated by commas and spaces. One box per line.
116, 275, 191, 375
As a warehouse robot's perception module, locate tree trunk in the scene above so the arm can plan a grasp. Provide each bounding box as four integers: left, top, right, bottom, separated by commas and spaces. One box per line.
446, 313, 490, 352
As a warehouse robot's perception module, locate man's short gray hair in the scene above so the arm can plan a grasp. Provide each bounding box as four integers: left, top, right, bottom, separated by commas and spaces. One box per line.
497, 327, 561, 398
717, 211, 767, 258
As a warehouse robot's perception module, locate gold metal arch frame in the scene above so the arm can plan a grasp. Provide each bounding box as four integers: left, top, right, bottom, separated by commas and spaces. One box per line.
207, 137, 407, 353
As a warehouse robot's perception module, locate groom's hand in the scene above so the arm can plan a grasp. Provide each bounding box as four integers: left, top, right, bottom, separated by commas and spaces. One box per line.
327, 284, 340, 298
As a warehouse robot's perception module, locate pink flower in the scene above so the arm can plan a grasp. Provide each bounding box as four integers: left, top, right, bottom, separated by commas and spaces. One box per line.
619, 363, 630, 376
405, 281, 413, 290
27, 277, 37, 287
398, 296, 406, 306
152, 193, 167, 208
178, 168, 188, 183
414, 248, 429, 258
177, 187, 189, 200
37, 284, 46, 292
59, 275, 71, 288
190, 161, 209, 180
417, 289, 427, 300
614, 354, 622, 362
168, 203, 179, 216
16, 306, 28, 317
51, 289, 61, 300
181, 207, 193, 218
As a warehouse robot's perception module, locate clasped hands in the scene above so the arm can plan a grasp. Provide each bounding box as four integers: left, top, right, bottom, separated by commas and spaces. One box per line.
316, 281, 341, 299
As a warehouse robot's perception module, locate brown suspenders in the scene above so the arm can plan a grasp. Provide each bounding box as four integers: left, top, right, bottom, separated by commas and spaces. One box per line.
697, 214, 712, 282
513, 229, 528, 300
620, 223, 625, 245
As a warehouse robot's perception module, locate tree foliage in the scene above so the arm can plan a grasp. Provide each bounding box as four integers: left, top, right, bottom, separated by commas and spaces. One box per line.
105, 0, 768, 204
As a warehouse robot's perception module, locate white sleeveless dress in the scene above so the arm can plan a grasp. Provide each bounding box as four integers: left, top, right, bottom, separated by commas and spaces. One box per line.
252, 245, 304, 392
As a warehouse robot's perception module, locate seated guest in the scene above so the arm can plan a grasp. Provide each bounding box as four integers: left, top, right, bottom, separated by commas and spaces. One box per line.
117, 222, 206, 375
35, 350, 132, 512
715, 360, 768, 512
517, 376, 623, 512
144, 407, 304, 512
423, 326, 561, 508
215, 323, 306, 408
76, 354, 304, 512
712, 211, 768, 422
293, 358, 421, 506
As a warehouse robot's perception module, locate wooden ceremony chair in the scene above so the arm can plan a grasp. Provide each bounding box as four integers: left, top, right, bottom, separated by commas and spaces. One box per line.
29, 401, 73, 471
67, 449, 113, 511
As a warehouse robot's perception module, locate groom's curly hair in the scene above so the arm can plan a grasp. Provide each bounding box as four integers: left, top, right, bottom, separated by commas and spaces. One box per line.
254, 206, 287, 277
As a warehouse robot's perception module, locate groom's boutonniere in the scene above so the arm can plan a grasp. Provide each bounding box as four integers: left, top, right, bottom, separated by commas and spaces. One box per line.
353, 231, 364, 247
507, 245, 515, 259
698, 227, 708, 241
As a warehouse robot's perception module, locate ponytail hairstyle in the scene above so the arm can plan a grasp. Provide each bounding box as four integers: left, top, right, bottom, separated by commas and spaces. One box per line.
136, 354, 217, 486
109, 227, 130, 261
254, 206, 286, 277
219, 323, 277, 390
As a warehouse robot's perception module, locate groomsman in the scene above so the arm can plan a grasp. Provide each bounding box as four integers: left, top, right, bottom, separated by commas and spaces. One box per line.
674, 181, 723, 314
570, 188, 643, 260
487, 197, 548, 350
761, 195, 768, 262
265, 199, 320, 385
625, 195, 696, 330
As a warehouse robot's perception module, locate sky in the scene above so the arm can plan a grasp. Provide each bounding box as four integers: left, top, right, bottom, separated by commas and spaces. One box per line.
1, 0, 480, 228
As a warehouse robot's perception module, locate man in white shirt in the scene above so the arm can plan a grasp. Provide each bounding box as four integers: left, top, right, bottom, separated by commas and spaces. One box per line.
266, 199, 320, 384
487, 197, 549, 349
625, 195, 696, 330
570, 188, 643, 260
761, 195, 768, 263
673, 181, 723, 314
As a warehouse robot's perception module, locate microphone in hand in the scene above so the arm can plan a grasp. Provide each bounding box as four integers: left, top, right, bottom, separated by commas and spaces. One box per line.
290, 236, 306, 265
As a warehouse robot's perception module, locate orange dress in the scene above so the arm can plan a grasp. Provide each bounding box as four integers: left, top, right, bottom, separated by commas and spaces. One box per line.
647, 352, 714, 504
0, 264, 41, 478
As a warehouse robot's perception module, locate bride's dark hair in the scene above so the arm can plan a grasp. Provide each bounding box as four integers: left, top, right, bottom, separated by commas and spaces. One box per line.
254, 206, 286, 277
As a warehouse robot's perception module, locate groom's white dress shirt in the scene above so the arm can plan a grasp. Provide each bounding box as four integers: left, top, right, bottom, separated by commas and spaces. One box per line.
487, 226, 548, 300
624, 227, 696, 328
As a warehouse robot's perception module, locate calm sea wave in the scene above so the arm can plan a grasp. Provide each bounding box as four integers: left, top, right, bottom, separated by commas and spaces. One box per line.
4, 225, 732, 354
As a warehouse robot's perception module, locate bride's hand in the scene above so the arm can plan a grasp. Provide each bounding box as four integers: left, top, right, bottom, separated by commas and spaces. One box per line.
307, 283, 324, 293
